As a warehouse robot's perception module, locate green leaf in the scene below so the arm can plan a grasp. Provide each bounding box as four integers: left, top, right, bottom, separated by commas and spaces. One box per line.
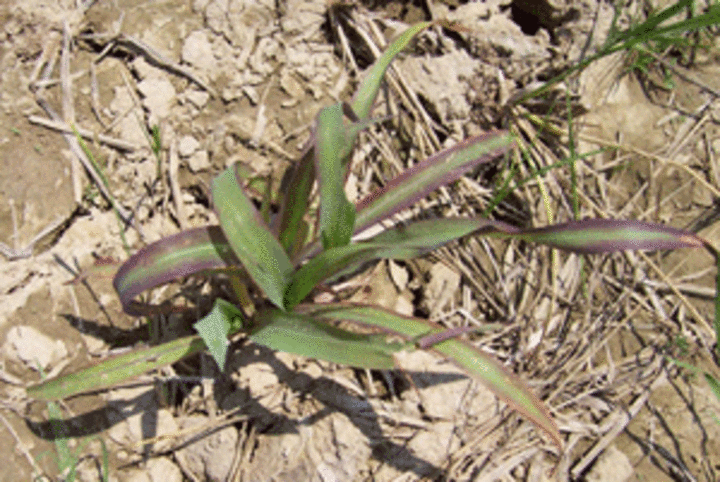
248, 308, 403, 369
193, 299, 245, 370
351, 21, 432, 121
276, 21, 433, 259
212, 164, 293, 309
27, 336, 208, 401
300, 303, 562, 450
285, 218, 492, 308
316, 103, 356, 249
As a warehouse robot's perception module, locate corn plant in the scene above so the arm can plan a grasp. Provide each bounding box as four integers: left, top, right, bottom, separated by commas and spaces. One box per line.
27, 21, 714, 450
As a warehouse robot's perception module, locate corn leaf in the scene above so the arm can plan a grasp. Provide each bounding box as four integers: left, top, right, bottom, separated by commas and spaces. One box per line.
299, 303, 562, 450
27, 336, 207, 401
248, 308, 404, 369
316, 103, 356, 249
212, 164, 293, 309
113, 226, 239, 315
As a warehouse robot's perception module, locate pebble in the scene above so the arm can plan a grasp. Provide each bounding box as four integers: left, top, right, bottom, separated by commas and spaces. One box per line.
137, 78, 177, 125
185, 89, 210, 109
182, 30, 216, 72
187, 150, 210, 172
3, 325, 68, 371
147, 457, 183, 482
174, 416, 238, 482
586, 445, 634, 482
178, 135, 200, 157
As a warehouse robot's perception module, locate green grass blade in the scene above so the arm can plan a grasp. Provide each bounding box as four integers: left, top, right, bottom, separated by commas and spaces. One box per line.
46, 401, 75, 476
212, 164, 293, 309
316, 103, 356, 249
284, 218, 502, 308
27, 336, 208, 401
113, 226, 240, 315
519, 0, 718, 103
351, 21, 432, 121
301, 303, 562, 449
248, 308, 403, 369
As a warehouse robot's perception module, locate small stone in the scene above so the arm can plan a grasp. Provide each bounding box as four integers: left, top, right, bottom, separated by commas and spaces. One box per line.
178, 135, 200, 157
187, 150, 210, 172
147, 457, 183, 482
174, 416, 238, 482
586, 445, 634, 482
137, 78, 177, 125
185, 89, 210, 109
124, 470, 150, 482
4, 326, 68, 371
182, 30, 216, 73
712, 138, 720, 156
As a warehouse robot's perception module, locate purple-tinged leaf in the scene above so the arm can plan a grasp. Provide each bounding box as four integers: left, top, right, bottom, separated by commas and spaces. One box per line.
353, 131, 514, 235
299, 303, 563, 450
512, 219, 706, 253
212, 164, 293, 309
276, 145, 315, 259
113, 226, 239, 315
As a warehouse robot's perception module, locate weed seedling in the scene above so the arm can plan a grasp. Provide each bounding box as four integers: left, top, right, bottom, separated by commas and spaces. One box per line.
28, 20, 717, 452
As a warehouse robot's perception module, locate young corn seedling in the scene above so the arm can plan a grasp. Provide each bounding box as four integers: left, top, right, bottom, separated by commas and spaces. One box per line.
27, 21, 715, 450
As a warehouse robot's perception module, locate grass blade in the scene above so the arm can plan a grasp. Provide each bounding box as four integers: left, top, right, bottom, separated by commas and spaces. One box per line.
511, 219, 706, 253
284, 218, 501, 308
212, 164, 293, 309
27, 336, 207, 401
277, 21, 433, 257
248, 308, 403, 369
353, 131, 514, 234
113, 226, 239, 315
301, 303, 562, 449
316, 103, 356, 249
351, 21, 432, 121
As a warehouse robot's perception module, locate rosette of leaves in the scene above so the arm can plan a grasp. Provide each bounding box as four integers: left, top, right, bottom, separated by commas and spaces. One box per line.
28, 21, 715, 450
